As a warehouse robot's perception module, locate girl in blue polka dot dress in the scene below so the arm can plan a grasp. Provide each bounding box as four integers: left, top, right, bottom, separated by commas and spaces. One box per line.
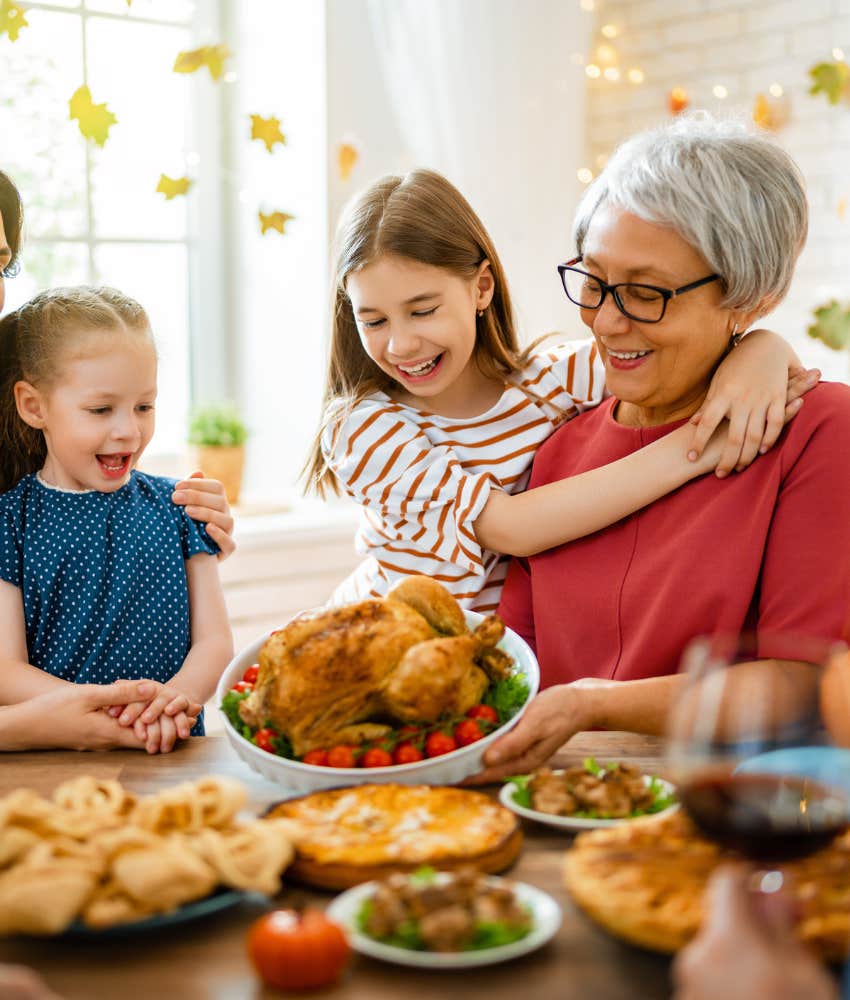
0, 285, 234, 753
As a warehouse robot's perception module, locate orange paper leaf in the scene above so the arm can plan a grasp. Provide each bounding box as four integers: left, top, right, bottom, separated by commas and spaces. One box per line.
337, 142, 360, 181
258, 211, 295, 235
156, 174, 193, 200
668, 87, 689, 115
173, 44, 231, 81
69, 85, 118, 147
0, 0, 28, 41
250, 114, 286, 153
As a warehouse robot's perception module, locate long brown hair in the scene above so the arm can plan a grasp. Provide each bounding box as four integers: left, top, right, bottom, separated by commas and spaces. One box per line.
0, 169, 23, 276
0, 286, 152, 493
304, 168, 535, 497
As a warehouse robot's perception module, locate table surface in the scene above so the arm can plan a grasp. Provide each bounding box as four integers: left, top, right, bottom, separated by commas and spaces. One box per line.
0, 733, 675, 1000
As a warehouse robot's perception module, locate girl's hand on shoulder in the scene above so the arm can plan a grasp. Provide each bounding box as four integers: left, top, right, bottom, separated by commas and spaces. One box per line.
172, 471, 236, 560
688, 358, 820, 479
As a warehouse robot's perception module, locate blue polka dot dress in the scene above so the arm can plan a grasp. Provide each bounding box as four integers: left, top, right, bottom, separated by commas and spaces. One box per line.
0, 471, 220, 735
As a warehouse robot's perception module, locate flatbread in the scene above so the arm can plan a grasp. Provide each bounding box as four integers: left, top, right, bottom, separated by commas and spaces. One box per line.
563, 810, 850, 960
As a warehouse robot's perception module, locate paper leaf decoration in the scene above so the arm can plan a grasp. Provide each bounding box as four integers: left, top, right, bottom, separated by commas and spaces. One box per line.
0, 1, 28, 42
173, 44, 231, 82
337, 142, 360, 181
250, 114, 286, 153
752, 93, 789, 132
807, 300, 850, 351
808, 60, 850, 105
156, 174, 193, 200
69, 85, 118, 147
668, 87, 689, 115
259, 211, 295, 235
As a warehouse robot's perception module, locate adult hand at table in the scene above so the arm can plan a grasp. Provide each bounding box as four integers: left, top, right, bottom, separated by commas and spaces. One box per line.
671, 865, 838, 1000
0, 963, 65, 1000
0, 680, 155, 751
465, 684, 591, 784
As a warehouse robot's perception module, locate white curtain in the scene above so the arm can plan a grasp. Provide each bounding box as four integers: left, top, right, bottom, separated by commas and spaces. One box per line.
365, 0, 593, 342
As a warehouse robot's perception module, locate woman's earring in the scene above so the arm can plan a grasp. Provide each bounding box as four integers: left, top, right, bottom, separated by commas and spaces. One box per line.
729, 323, 742, 348
477, 309, 484, 318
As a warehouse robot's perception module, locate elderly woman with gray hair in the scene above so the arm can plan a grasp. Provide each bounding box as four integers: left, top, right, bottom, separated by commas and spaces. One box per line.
474, 113, 850, 782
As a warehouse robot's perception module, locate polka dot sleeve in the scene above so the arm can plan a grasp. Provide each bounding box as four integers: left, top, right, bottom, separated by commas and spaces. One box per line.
0, 506, 23, 588
177, 507, 219, 560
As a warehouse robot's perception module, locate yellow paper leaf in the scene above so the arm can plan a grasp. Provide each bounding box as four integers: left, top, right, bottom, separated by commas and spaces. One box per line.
838, 195, 847, 222
337, 142, 359, 181
69, 85, 118, 147
250, 114, 286, 153
173, 44, 231, 81
156, 174, 193, 200
0, 1, 29, 42
258, 211, 295, 235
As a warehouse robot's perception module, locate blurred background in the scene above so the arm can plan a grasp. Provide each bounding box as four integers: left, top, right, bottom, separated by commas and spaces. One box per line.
2, 0, 849, 643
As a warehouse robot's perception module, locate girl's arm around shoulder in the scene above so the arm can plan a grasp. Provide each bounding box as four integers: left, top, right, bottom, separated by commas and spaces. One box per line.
520, 337, 608, 410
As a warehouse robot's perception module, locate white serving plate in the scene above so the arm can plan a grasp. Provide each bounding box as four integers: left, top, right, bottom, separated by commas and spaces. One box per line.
499, 772, 679, 831
326, 874, 561, 969
216, 610, 540, 792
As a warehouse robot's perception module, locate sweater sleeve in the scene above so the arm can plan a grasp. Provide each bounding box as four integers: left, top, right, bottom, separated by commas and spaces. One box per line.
322, 399, 496, 594
517, 339, 608, 416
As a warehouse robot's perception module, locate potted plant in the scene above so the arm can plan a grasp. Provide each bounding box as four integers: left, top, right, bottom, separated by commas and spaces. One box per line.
188, 402, 249, 505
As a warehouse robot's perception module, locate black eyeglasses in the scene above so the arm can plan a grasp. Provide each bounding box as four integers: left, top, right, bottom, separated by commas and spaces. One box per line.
557, 256, 721, 323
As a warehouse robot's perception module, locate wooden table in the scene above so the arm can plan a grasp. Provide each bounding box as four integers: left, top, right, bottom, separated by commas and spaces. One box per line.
0, 733, 674, 1000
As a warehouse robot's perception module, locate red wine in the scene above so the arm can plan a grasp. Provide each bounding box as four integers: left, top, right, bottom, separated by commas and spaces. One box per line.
680, 773, 849, 861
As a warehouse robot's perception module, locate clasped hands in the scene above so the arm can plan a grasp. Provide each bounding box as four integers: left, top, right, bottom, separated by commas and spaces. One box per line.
104, 681, 202, 754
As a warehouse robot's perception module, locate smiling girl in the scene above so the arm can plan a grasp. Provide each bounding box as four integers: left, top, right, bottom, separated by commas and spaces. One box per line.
305, 169, 817, 610
0, 286, 233, 752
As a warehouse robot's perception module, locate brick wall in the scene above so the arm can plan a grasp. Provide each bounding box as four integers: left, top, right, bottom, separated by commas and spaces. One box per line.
584, 0, 850, 381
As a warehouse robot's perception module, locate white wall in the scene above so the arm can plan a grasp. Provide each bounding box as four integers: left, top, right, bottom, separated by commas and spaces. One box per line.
584, 0, 850, 382
326, 0, 595, 346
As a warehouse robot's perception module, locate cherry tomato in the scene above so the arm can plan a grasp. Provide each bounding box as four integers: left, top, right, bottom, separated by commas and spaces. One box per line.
393, 742, 424, 765
232, 680, 253, 694
242, 664, 259, 684
247, 909, 350, 992
254, 727, 278, 753
361, 747, 393, 768
425, 731, 457, 757
302, 749, 329, 767
326, 745, 358, 768
466, 704, 499, 725
454, 719, 485, 746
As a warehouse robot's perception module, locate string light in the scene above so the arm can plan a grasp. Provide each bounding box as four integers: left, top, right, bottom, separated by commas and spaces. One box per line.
769, 82, 784, 97
833, 47, 845, 61
601, 24, 618, 38
577, 167, 594, 184
604, 67, 620, 81
223, 72, 238, 84
713, 84, 729, 99
595, 152, 609, 168
585, 64, 602, 79
596, 43, 618, 65
627, 68, 645, 84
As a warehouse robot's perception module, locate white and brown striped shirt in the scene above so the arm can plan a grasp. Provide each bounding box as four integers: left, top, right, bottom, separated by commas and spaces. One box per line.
323, 339, 606, 611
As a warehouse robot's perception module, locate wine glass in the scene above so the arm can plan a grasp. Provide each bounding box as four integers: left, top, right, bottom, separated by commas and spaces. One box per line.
666, 632, 850, 864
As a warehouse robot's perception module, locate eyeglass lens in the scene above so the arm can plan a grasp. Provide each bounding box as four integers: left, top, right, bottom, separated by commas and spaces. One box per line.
561, 269, 667, 322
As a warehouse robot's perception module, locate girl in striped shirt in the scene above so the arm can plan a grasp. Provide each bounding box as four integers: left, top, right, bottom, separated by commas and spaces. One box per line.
305, 169, 815, 611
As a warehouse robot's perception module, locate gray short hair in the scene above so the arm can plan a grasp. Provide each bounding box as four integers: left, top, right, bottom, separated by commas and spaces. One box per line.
573, 112, 808, 314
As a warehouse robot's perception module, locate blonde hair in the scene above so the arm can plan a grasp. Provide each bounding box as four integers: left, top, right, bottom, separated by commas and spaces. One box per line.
0, 285, 152, 493
304, 168, 531, 497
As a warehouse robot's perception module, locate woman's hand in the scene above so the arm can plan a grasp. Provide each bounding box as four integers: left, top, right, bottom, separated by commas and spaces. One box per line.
0, 963, 64, 1000
688, 328, 819, 477
672, 865, 838, 1000
172, 471, 236, 559
464, 685, 592, 784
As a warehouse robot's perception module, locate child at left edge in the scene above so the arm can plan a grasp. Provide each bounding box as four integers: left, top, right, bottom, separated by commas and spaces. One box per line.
0, 285, 234, 753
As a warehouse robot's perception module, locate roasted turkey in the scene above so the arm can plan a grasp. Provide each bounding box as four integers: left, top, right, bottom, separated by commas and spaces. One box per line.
238, 576, 512, 756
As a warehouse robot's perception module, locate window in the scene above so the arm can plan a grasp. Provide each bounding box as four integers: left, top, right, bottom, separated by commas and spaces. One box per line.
1, 0, 220, 455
